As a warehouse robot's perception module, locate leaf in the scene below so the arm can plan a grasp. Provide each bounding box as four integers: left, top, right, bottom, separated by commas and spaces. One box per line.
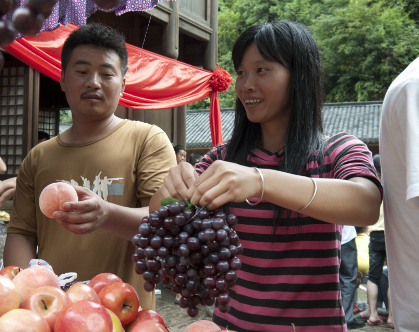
185, 200, 194, 211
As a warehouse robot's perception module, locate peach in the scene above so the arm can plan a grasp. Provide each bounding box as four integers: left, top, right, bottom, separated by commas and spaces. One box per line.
12, 266, 60, 306
39, 182, 78, 218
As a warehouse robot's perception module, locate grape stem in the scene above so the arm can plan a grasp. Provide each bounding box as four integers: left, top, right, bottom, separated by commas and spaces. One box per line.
291, 323, 296, 331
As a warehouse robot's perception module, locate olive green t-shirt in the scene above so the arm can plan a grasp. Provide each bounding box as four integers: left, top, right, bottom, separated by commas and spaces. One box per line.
8, 120, 176, 309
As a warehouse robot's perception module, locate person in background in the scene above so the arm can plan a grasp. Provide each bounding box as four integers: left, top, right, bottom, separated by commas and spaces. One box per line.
340, 225, 365, 329
38, 131, 51, 144
173, 145, 187, 164
3, 23, 176, 309
189, 153, 203, 167
380, 56, 419, 332
0, 157, 16, 209
355, 226, 369, 276
149, 21, 382, 331
359, 154, 393, 327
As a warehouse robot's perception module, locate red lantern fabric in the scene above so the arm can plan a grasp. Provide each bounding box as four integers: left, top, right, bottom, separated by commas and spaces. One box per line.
3, 24, 231, 147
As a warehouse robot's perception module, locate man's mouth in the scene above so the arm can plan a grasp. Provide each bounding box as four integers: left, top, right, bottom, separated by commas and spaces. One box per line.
244, 99, 263, 105
82, 93, 103, 100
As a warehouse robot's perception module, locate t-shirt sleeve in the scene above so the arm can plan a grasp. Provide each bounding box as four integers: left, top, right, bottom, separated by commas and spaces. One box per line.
194, 144, 227, 175
136, 126, 177, 202
7, 151, 38, 238
393, 80, 419, 209
326, 134, 383, 197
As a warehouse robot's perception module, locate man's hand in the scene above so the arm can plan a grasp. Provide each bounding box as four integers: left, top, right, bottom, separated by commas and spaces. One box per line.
52, 186, 110, 235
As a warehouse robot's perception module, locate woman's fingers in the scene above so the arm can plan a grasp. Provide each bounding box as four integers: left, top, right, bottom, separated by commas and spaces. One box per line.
162, 163, 198, 201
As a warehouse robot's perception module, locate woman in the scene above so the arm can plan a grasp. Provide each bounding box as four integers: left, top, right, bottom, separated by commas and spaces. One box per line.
150, 21, 382, 331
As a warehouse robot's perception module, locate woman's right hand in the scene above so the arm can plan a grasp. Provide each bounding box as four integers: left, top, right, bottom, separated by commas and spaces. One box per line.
160, 162, 198, 202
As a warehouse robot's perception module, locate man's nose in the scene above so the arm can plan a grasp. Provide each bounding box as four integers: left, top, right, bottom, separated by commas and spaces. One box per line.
85, 72, 101, 89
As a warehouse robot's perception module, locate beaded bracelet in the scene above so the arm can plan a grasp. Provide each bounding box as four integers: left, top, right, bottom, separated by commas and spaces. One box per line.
246, 167, 265, 206
295, 177, 317, 211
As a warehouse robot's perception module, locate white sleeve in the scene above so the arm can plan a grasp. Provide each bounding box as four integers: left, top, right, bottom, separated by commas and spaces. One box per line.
397, 80, 419, 209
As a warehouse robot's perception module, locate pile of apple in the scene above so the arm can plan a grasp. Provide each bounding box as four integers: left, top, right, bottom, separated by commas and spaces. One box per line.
0, 265, 169, 332
0, 265, 234, 332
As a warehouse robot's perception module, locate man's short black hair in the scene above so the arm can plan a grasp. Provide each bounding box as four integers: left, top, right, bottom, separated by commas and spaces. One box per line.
61, 23, 128, 75
174, 145, 186, 154
38, 131, 50, 140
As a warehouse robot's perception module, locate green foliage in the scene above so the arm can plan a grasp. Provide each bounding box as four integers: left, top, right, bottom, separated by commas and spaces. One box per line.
313, 0, 419, 101
59, 109, 72, 123
215, 0, 419, 104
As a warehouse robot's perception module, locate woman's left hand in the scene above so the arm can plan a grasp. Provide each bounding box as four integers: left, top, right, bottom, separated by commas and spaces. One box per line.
187, 160, 263, 210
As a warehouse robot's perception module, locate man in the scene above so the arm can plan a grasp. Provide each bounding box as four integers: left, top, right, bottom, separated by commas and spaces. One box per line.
340, 225, 365, 329
174, 145, 186, 164
3, 23, 176, 309
380, 57, 419, 330
38, 131, 50, 144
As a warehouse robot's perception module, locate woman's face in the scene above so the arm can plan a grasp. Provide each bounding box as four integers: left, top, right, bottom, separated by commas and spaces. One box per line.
235, 43, 292, 129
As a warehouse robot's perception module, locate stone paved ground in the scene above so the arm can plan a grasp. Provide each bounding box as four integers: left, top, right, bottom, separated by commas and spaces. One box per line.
155, 284, 395, 331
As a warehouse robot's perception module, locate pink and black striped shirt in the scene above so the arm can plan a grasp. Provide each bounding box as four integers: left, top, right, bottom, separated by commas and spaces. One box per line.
195, 133, 382, 332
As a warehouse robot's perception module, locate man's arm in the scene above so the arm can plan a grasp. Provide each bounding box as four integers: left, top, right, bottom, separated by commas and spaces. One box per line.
0, 177, 16, 208
0, 157, 7, 173
3, 233, 37, 268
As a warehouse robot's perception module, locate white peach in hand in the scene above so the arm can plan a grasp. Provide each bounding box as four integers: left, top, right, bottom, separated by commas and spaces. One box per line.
39, 182, 78, 218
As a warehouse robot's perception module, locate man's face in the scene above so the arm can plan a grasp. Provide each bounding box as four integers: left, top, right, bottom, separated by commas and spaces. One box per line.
176, 150, 187, 164
60, 45, 126, 122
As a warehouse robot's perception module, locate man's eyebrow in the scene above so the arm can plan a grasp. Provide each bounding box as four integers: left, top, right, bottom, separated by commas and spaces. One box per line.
73, 60, 118, 72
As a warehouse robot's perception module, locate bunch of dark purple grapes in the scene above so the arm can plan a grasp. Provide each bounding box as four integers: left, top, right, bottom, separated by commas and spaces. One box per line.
132, 201, 243, 318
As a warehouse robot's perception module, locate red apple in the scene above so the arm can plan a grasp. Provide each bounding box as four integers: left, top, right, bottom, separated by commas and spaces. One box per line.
0, 276, 20, 317
0, 266, 23, 280
13, 266, 60, 306
106, 308, 124, 332
98, 282, 139, 326
21, 286, 72, 331
89, 273, 122, 294
184, 320, 221, 332
129, 319, 166, 332
54, 300, 112, 332
66, 282, 101, 304
125, 309, 165, 332
0, 308, 51, 332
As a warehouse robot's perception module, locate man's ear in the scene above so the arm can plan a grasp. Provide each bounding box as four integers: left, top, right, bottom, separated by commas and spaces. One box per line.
59, 71, 66, 92
120, 77, 126, 97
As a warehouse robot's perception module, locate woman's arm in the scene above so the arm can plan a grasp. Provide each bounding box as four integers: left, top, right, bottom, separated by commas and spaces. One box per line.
187, 161, 381, 226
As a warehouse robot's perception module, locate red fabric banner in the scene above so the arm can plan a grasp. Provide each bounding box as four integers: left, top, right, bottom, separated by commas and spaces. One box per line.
3, 24, 231, 147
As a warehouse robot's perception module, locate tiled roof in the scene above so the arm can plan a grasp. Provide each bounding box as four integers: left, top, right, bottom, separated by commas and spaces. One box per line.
186, 101, 382, 148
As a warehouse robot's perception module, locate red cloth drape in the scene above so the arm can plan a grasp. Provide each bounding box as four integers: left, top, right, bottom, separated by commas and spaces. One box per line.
3, 24, 231, 147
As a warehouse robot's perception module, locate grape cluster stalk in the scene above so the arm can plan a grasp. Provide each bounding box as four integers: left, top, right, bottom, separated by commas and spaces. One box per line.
0, 0, 120, 70
132, 201, 243, 317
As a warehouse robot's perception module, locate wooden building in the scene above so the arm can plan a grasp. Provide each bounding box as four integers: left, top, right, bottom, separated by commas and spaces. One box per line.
0, 0, 218, 181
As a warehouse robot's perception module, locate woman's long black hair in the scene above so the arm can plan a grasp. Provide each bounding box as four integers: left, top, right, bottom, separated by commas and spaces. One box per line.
225, 21, 324, 224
